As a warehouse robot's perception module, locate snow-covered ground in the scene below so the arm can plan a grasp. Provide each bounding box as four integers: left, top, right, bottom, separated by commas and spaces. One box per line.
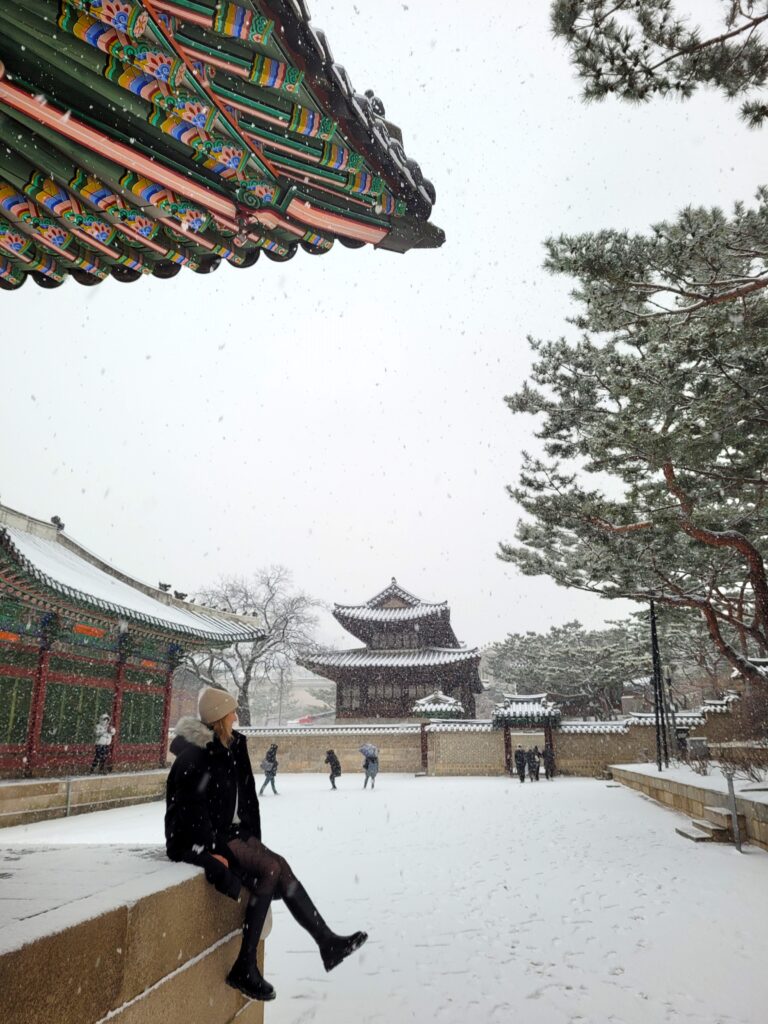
3, 774, 768, 1024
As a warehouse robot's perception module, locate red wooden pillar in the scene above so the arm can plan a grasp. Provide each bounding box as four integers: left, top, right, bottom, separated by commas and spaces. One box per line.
420, 720, 428, 772
25, 613, 57, 777
110, 663, 126, 770
25, 649, 50, 777
160, 643, 183, 767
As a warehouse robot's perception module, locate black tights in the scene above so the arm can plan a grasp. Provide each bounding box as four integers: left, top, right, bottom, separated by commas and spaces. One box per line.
227, 837, 332, 958
227, 836, 298, 899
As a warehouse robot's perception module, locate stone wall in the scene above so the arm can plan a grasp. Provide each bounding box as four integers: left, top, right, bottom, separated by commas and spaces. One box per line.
243, 729, 423, 775
0, 769, 167, 829
241, 725, 658, 779
555, 730, 654, 776
426, 729, 542, 775
0, 848, 267, 1024
612, 765, 768, 851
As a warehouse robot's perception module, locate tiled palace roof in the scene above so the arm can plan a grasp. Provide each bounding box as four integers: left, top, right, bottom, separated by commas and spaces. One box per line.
0, 0, 442, 291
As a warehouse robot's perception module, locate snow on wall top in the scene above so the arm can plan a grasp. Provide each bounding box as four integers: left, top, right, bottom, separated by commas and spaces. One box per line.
0, 519, 261, 643
239, 724, 421, 736
560, 721, 630, 735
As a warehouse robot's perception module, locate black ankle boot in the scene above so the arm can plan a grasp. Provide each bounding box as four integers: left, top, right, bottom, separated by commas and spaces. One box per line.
320, 930, 368, 972
226, 961, 276, 1001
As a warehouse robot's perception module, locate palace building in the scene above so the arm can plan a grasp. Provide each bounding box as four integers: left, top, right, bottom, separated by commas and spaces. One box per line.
0, 1, 441, 291
0, 502, 261, 777
300, 579, 482, 720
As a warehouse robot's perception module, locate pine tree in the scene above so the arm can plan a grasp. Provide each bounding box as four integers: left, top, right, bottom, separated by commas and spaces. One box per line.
499, 286, 768, 684
551, 0, 768, 127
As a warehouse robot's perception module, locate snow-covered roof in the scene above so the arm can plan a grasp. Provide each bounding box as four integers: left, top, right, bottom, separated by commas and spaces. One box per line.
0, 514, 262, 644
492, 694, 561, 725
334, 602, 449, 624
413, 690, 463, 709
333, 577, 451, 626
303, 647, 481, 669
365, 578, 424, 607
425, 721, 494, 733
560, 721, 630, 735
629, 712, 706, 727
413, 702, 466, 716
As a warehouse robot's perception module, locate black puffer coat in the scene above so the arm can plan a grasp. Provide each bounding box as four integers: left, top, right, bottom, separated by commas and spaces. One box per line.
165, 716, 261, 862
325, 750, 341, 777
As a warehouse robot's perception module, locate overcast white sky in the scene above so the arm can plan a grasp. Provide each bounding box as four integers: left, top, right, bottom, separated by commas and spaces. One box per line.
0, 1, 762, 648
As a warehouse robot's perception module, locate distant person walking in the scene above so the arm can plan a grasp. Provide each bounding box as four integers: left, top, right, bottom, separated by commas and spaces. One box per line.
543, 744, 556, 780
90, 712, 115, 773
325, 749, 342, 790
513, 745, 526, 783
259, 744, 279, 796
527, 746, 541, 782
360, 744, 379, 790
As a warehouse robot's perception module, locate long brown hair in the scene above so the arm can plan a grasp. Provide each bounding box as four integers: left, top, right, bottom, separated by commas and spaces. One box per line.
211, 715, 234, 748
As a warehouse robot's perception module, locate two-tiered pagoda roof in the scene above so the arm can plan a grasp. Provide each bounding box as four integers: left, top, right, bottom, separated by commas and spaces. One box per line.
0, 0, 442, 291
331, 578, 462, 650
301, 579, 481, 719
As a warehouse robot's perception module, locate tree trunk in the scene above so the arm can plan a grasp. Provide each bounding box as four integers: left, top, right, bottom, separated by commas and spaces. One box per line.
237, 686, 252, 727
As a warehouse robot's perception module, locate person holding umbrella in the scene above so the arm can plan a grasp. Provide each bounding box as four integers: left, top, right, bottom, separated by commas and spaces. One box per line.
360, 743, 379, 790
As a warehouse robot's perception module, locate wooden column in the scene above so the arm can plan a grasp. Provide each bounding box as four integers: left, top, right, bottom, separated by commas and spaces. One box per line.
160, 643, 183, 767
25, 613, 57, 777
110, 631, 131, 770
420, 721, 428, 772
544, 721, 555, 751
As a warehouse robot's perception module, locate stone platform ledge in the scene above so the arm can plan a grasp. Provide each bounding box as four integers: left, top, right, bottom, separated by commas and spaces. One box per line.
0, 770, 168, 829
611, 763, 768, 851
0, 844, 269, 1024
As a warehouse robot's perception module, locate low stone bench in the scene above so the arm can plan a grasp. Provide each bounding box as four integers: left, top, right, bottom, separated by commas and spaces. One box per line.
0, 844, 269, 1024
0, 771, 168, 829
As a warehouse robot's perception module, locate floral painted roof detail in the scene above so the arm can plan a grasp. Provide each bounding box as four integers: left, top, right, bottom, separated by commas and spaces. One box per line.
0, 0, 442, 291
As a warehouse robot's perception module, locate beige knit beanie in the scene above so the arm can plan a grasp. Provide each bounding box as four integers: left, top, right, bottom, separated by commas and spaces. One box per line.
198, 687, 237, 725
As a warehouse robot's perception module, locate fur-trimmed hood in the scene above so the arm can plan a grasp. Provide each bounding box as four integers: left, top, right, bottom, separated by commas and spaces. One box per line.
170, 716, 214, 755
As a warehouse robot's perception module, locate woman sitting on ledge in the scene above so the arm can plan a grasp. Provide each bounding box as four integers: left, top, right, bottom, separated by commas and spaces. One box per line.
165, 687, 368, 1002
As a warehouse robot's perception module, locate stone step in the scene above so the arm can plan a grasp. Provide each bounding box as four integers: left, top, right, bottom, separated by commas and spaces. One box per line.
691, 819, 731, 842
675, 824, 714, 843
703, 805, 747, 831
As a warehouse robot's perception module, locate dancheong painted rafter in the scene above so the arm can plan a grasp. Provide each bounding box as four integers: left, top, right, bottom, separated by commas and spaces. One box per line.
0, 0, 443, 290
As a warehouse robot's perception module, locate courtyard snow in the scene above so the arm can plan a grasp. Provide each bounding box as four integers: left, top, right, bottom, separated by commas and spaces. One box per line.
2, 775, 767, 1023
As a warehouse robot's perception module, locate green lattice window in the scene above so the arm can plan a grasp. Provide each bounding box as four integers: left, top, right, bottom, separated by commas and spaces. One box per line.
124, 665, 166, 687
41, 683, 113, 745
0, 676, 33, 744
121, 691, 164, 744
